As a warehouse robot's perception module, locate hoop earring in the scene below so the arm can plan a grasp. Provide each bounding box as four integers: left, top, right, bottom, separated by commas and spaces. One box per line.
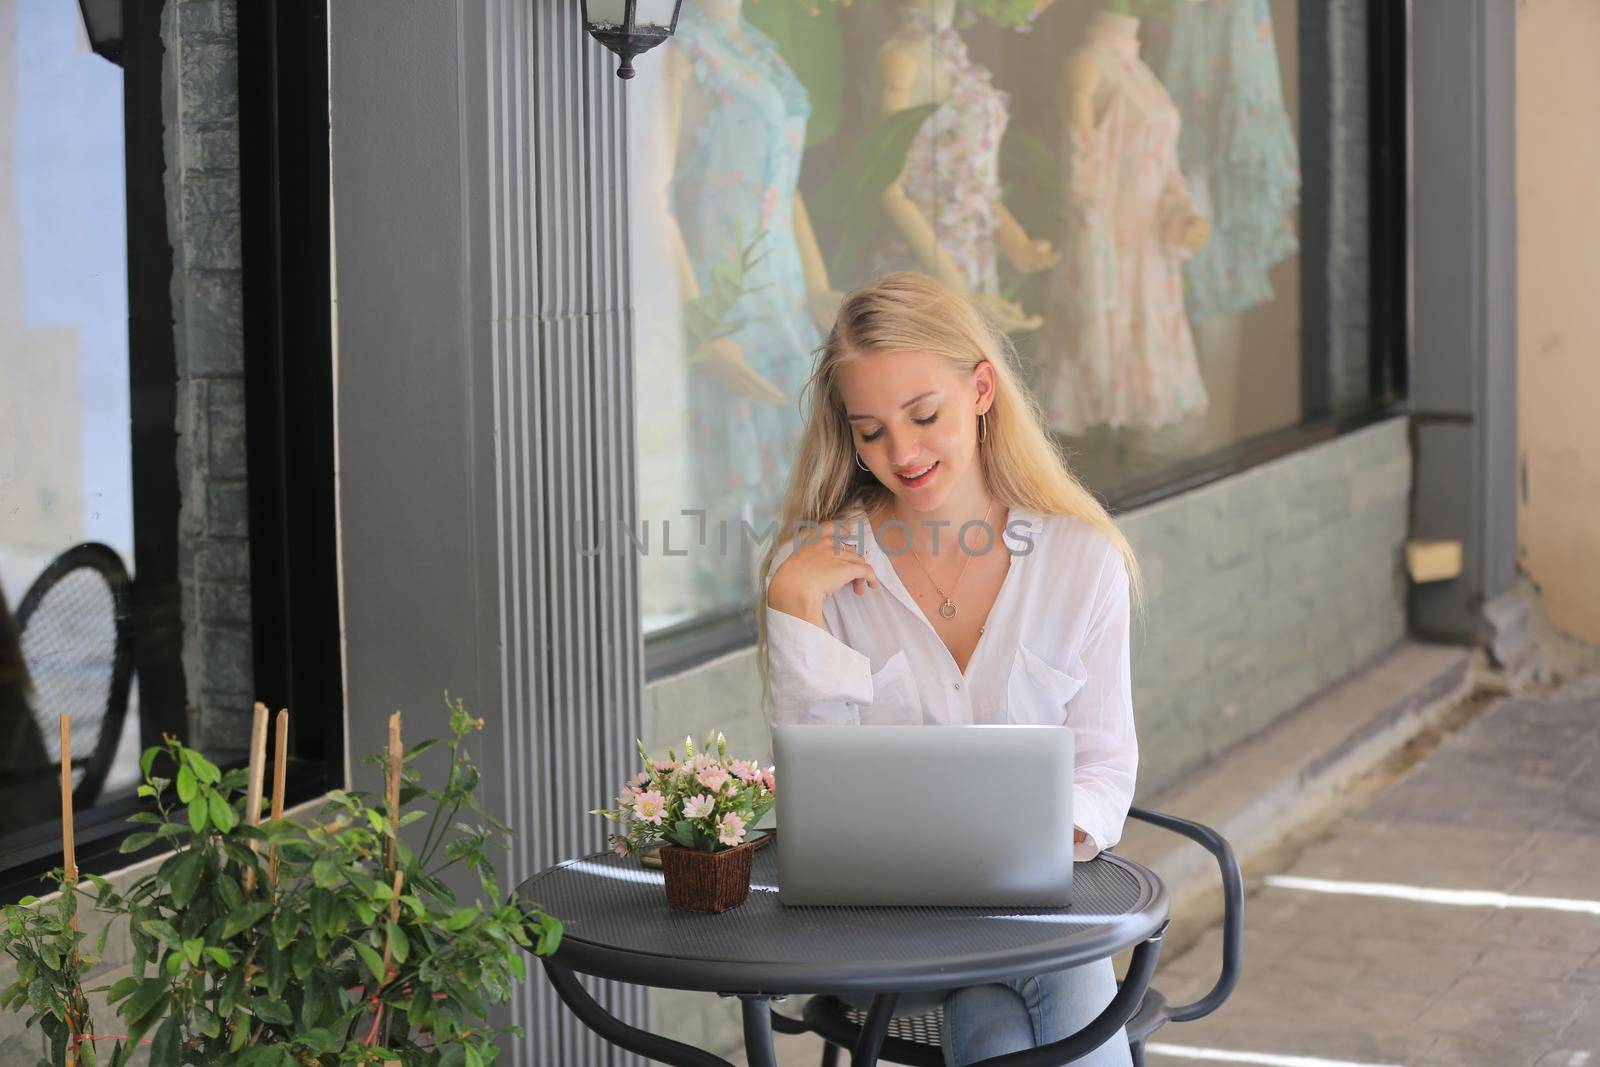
855, 451, 871, 472
979, 411, 988, 444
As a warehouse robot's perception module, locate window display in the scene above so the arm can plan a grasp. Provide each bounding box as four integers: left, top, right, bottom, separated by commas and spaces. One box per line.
634, 0, 1362, 642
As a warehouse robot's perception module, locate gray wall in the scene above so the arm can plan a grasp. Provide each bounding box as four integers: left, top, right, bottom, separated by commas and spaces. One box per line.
329, 3, 646, 1064
646, 416, 1413, 1057
1410, 0, 1519, 641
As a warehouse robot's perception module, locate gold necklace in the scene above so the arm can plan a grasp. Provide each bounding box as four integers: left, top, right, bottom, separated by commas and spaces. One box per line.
903, 500, 995, 621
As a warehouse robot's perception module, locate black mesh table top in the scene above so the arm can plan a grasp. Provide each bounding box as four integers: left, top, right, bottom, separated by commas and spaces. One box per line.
518, 845, 1168, 996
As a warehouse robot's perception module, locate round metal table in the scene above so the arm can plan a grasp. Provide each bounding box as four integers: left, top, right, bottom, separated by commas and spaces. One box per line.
519, 844, 1169, 1067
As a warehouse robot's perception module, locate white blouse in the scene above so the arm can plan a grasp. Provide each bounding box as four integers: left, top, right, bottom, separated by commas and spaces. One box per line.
764, 508, 1137, 861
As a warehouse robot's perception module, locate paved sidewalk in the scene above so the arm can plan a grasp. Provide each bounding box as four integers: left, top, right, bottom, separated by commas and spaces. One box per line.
1150, 675, 1600, 1067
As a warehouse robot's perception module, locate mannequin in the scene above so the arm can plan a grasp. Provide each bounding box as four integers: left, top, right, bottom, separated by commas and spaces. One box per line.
1037, 5, 1211, 439
657, 0, 844, 600
874, 0, 1058, 334
660, 0, 841, 405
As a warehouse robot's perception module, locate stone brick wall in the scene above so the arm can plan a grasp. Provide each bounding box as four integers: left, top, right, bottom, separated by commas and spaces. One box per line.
163, 0, 253, 760
643, 416, 1412, 1056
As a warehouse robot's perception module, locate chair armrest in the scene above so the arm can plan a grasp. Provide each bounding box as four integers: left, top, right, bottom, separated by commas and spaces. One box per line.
1126, 806, 1243, 1022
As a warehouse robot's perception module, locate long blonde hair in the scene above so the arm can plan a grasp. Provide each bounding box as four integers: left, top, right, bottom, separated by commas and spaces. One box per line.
755, 272, 1138, 701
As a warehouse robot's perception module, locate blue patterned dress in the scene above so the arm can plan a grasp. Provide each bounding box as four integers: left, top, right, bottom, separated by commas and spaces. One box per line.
1162, 0, 1301, 321
671, 8, 820, 556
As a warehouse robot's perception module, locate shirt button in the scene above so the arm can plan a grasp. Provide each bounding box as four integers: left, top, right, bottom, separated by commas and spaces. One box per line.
953, 681, 962, 691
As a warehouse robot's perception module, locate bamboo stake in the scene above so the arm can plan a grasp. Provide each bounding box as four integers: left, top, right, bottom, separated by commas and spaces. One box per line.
242, 702, 270, 897
268, 709, 288, 884
59, 716, 77, 887
384, 711, 402, 874
59, 716, 80, 1067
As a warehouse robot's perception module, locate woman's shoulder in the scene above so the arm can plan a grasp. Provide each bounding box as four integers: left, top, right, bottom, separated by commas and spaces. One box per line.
1022, 511, 1127, 586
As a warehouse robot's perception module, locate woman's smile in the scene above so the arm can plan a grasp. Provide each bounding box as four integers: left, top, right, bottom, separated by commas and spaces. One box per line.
895, 460, 940, 489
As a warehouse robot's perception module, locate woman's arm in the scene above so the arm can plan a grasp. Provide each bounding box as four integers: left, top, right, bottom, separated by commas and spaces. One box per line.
1063, 550, 1138, 861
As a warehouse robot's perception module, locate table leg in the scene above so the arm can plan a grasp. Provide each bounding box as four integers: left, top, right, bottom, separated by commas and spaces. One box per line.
740, 996, 779, 1067
542, 959, 735, 1067
968, 924, 1168, 1067
851, 992, 899, 1067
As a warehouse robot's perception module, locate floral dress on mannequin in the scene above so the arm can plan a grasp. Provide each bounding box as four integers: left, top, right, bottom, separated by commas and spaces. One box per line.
872, 7, 1009, 294
671, 8, 821, 582
1038, 21, 1209, 435
1163, 0, 1301, 321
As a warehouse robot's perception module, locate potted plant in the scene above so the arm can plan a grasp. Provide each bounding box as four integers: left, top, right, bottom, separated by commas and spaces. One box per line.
0, 697, 562, 1066
594, 734, 777, 914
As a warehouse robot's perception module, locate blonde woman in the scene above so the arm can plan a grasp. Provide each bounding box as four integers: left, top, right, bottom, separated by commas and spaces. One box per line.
758, 272, 1138, 1066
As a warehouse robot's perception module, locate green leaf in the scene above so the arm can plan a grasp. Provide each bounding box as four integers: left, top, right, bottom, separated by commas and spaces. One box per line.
311, 857, 340, 889
812, 103, 939, 284
188, 796, 208, 834
139, 919, 183, 949
169, 850, 204, 909
354, 940, 385, 983
208, 790, 238, 833
139, 746, 160, 780
120, 978, 167, 1024
205, 946, 233, 968
537, 913, 564, 957
148, 1016, 179, 1067
175, 766, 196, 804
193, 1003, 222, 1038
221, 900, 272, 940
297, 1026, 340, 1054
386, 919, 409, 963
105, 976, 140, 1003
447, 907, 477, 932
465, 1046, 485, 1067
118, 832, 159, 854
182, 937, 205, 967
251, 994, 293, 1026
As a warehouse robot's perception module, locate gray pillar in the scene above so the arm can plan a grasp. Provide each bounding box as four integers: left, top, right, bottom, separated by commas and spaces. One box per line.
1409, 0, 1520, 650
331, 2, 645, 1062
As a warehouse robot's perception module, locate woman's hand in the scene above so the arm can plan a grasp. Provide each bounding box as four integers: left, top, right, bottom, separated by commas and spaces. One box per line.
768, 521, 878, 629
1074, 827, 1087, 844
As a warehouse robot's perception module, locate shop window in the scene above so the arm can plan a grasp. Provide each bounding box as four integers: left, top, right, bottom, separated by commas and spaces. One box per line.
631, 0, 1405, 673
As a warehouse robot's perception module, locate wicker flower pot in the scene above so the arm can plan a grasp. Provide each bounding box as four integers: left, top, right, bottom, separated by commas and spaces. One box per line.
659, 840, 757, 913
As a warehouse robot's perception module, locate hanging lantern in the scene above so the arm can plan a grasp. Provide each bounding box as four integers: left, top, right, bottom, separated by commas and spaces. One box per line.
581, 0, 685, 80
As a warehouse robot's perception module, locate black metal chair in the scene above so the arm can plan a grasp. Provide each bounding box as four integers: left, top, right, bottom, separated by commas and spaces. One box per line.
16, 542, 136, 809
772, 806, 1244, 1066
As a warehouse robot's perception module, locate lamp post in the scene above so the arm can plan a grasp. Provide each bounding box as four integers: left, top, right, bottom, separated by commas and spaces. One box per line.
76, 0, 123, 66
582, 0, 684, 79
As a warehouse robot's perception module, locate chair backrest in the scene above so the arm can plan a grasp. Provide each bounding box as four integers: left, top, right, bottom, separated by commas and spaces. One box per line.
16, 543, 136, 809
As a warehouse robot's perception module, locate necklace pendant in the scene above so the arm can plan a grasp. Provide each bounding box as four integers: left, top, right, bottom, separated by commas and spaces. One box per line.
939, 598, 957, 620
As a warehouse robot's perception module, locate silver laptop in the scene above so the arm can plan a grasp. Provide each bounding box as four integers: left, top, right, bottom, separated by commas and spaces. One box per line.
774, 725, 1075, 907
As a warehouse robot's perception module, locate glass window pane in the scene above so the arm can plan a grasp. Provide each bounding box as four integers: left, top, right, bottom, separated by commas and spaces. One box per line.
633, 0, 1368, 637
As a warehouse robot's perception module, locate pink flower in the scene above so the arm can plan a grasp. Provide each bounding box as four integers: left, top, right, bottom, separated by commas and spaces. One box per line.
617, 786, 638, 808
610, 835, 631, 858
760, 767, 776, 792
697, 766, 730, 793
725, 780, 739, 796
630, 770, 650, 789
717, 812, 748, 848
730, 760, 760, 784
632, 790, 666, 825
653, 759, 679, 773
683, 793, 716, 820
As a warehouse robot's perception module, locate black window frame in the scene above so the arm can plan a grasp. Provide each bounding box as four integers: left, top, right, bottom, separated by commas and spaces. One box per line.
0, 0, 343, 903
643, 0, 1412, 682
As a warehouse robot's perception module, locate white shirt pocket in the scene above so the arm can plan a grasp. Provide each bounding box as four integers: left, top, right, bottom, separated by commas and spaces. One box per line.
1004, 642, 1088, 725
858, 649, 925, 725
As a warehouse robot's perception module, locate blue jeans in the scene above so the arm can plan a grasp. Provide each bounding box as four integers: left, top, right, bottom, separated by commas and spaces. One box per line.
843, 958, 1132, 1067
